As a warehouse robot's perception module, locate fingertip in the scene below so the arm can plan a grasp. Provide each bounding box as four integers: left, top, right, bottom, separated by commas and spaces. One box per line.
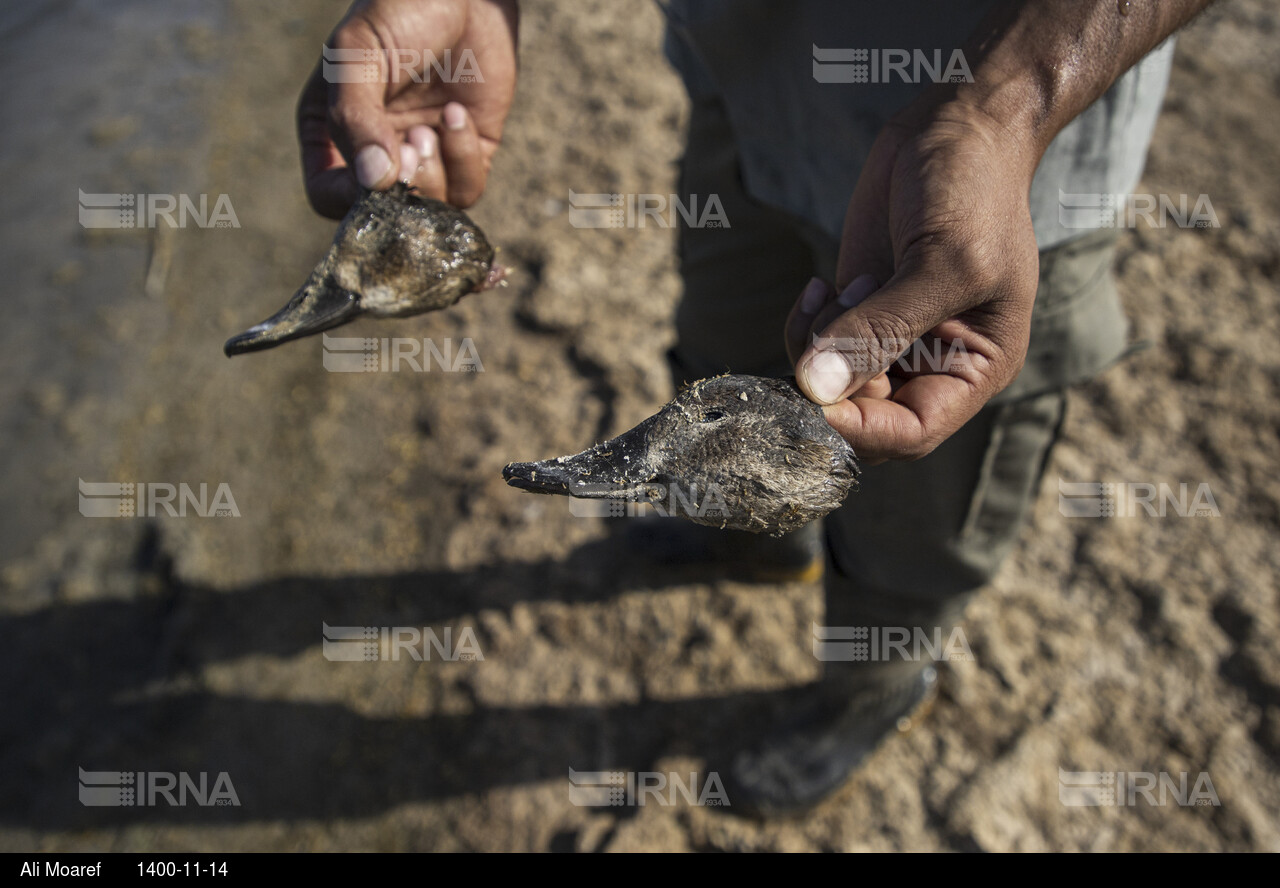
410, 134, 447, 201
800, 349, 854, 406
823, 398, 896, 464
398, 143, 419, 184
786, 277, 834, 367
443, 102, 467, 131
354, 144, 394, 189
798, 276, 832, 315
408, 125, 437, 160
820, 400, 869, 456
837, 273, 879, 309
436, 102, 486, 206
305, 167, 361, 219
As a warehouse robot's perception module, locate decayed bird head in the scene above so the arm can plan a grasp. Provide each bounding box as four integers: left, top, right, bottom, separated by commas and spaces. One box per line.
224, 183, 497, 356
503, 375, 860, 535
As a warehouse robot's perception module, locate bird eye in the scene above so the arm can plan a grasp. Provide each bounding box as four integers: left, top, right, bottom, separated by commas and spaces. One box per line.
700, 410, 727, 423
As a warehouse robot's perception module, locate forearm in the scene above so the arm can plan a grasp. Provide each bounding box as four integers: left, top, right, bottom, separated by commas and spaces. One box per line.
936, 0, 1216, 178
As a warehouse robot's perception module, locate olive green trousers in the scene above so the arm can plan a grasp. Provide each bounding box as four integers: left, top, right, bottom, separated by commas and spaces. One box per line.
671, 95, 1131, 634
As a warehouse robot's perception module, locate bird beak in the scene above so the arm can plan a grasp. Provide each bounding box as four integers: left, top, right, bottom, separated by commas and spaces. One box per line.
503, 417, 658, 498
224, 278, 363, 356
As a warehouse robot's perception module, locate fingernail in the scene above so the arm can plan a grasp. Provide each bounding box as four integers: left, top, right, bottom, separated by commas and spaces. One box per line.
444, 103, 467, 131
838, 273, 878, 309
409, 125, 436, 159
398, 144, 419, 183
799, 277, 827, 314
354, 145, 392, 188
805, 349, 852, 404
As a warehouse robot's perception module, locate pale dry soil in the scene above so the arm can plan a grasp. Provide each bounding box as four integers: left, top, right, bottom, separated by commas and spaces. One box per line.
0, 0, 1277, 851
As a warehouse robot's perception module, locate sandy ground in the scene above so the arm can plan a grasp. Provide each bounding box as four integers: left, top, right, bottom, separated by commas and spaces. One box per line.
1, 0, 1278, 852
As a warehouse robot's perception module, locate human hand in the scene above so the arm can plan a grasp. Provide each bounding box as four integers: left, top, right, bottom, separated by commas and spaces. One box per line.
786, 0, 1215, 463
297, 0, 518, 217
786, 100, 1041, 463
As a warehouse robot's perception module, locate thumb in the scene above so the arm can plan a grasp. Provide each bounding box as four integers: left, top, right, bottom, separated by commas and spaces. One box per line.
326, 36, 402, 189
796, 269, 952, 405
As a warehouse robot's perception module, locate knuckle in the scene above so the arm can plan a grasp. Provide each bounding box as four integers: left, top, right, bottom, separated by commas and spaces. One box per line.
329, 21, 363, 51
944, 238, 1002, 294
855, 310, 917, 367
327, 98, 364, 133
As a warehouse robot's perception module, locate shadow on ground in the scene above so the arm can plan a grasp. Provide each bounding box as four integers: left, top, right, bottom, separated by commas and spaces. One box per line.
2, 527, 804, 830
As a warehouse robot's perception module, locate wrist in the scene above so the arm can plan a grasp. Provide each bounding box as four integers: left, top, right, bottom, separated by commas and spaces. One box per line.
890, 86, 1045, 190
935, 0, 1213, 177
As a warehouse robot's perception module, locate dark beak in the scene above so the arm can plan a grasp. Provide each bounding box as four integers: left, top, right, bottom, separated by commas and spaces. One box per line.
224, 281, 363, 356
503, 417, 658, 498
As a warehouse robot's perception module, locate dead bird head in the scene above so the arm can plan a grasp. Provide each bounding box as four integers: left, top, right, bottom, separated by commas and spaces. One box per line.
224, 182, 499, 356
503, 375, 860, 536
